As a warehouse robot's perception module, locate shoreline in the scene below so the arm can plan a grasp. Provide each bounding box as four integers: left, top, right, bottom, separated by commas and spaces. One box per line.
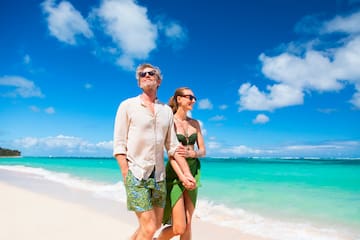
0, 155, 22, 158
1, 160, 359, 240
0, 169, 266, 240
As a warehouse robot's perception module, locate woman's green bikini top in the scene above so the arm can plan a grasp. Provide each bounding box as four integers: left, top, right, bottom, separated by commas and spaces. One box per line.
177, 133, 197, 146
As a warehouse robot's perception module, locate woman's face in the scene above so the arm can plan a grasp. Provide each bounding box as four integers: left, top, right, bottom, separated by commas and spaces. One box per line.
177, 89, 197, 111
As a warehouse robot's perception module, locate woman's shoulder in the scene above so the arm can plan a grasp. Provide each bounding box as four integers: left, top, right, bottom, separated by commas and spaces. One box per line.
187, 117, 200, 128
187, 116, 198, 122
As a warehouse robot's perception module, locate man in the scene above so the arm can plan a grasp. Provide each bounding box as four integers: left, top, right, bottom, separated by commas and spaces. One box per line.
113, 63, 195, 240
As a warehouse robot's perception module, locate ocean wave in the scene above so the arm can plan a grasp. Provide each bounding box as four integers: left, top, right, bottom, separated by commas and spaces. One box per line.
195, 199, 357, 240
0, 165, 358, 240
0, 165, 127, 202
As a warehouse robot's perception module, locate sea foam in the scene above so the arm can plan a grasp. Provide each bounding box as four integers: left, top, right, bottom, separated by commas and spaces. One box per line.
0, 165, 358, 240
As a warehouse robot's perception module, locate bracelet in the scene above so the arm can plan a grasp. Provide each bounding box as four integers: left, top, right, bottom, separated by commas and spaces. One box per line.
195, 149, 205, 158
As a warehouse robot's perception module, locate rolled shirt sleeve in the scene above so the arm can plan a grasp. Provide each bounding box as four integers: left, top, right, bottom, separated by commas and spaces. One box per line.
113, 100, 128, 156
165, 115, 181, 157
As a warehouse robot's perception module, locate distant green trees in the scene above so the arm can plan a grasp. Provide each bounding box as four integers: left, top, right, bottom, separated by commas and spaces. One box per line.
0, 147, 21, 156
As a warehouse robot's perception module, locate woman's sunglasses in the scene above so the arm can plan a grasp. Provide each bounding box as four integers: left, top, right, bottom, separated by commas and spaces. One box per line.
139, 70, 157, 78
180, 95, 197, 101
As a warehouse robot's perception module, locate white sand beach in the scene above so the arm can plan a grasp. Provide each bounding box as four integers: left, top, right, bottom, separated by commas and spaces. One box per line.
0, 170, 267, 240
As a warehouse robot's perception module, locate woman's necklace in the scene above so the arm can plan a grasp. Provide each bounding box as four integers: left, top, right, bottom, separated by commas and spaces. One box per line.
174, 116, 190, 150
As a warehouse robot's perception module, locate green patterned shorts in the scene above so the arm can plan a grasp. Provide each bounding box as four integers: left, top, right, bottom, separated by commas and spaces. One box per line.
125, 170, 166, 212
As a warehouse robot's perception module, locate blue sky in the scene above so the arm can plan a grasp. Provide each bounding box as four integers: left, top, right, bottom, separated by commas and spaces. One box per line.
1, 0, 360, 157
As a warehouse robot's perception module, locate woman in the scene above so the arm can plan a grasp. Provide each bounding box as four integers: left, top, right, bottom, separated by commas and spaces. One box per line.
158, 87, 206, 240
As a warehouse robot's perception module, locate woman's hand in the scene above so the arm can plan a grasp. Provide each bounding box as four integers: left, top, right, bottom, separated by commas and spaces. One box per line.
180, 173, 197, 190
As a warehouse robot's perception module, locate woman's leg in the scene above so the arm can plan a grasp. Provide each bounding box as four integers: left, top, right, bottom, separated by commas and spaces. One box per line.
179, 191, 195, 240
157, 194, 187, 240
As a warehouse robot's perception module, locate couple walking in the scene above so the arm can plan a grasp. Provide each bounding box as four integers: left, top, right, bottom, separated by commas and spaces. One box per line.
113, 63, 206, 240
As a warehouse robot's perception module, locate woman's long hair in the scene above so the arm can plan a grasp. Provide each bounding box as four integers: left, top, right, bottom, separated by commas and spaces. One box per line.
168, 87, 191, 114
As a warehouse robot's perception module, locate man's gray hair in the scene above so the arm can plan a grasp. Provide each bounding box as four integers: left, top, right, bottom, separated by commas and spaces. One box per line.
135, 63, 163, 82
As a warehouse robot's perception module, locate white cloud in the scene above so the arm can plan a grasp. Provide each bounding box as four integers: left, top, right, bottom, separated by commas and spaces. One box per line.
282, 141, 360, 156
157, 20, 188, 49
332, 37, 360, 82
16, 137, 39, 148
285, 144, 343, 151
219, 104, 228, 110
238, 10, 360, 111
42, 0, 93, 45
350, 90, 360, 108
163, 22, 186, 41
29, 105, 40, 112
238, 83, 303, 111
45, 107, 55, 114
260, 51, 343, 91
23, 54, 31, 64
317, 108, 337, 114
96, 0, 157, 69
14, 135, 112, 156
116, 55, 136, 70
0, 75, 44, 98
220, 145, 265, 155
323, 11, 360, 34
253, 114, 269, 124
11, 135, 360, 158
96, 141, 113, 149
209, 115, 226, 121
207, 140, 360, 157
199, 120, 207, 136
207, 141, 221, 150
198, 98, 213, 110
41, 0, 187, 70
29, 105, 56, 114
84, 83, 93, 89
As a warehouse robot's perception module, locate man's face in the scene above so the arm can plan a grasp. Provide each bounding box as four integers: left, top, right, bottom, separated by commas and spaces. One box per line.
138, 67, 160, 91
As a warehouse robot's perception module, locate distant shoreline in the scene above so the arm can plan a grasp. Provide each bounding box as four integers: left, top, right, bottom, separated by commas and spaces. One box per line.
2, 155, 360, 160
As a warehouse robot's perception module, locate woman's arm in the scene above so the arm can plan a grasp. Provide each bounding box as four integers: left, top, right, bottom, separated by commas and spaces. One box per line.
191, 119, 206, 158
177, 119, 206, 159
171, 153, 196, 190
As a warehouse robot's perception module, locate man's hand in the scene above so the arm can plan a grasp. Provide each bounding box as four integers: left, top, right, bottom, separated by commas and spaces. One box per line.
175, 145, 187, 157
115, 154, 129, 182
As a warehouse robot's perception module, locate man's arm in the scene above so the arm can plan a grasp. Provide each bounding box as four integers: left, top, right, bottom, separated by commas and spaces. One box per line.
113, 101, 129, 181
115, 154, 128, 181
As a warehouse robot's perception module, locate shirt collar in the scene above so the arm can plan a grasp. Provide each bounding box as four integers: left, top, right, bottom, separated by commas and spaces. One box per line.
138, 95, 159, 106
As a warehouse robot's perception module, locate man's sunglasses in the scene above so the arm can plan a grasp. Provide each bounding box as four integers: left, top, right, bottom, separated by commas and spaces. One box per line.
139, 70, 157, 78
180, 95, 197, 101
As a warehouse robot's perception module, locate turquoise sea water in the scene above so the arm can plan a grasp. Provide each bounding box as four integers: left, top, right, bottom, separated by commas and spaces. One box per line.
1, 157, 360, 240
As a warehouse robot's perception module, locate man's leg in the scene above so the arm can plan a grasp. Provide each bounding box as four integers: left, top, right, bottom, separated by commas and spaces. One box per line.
151, 181, 166, 239
125, 170, 156, 240
129, 228, 139, 240
126, 171, 166, 240
134, 209, 158, 240
154, 206, 165, 230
